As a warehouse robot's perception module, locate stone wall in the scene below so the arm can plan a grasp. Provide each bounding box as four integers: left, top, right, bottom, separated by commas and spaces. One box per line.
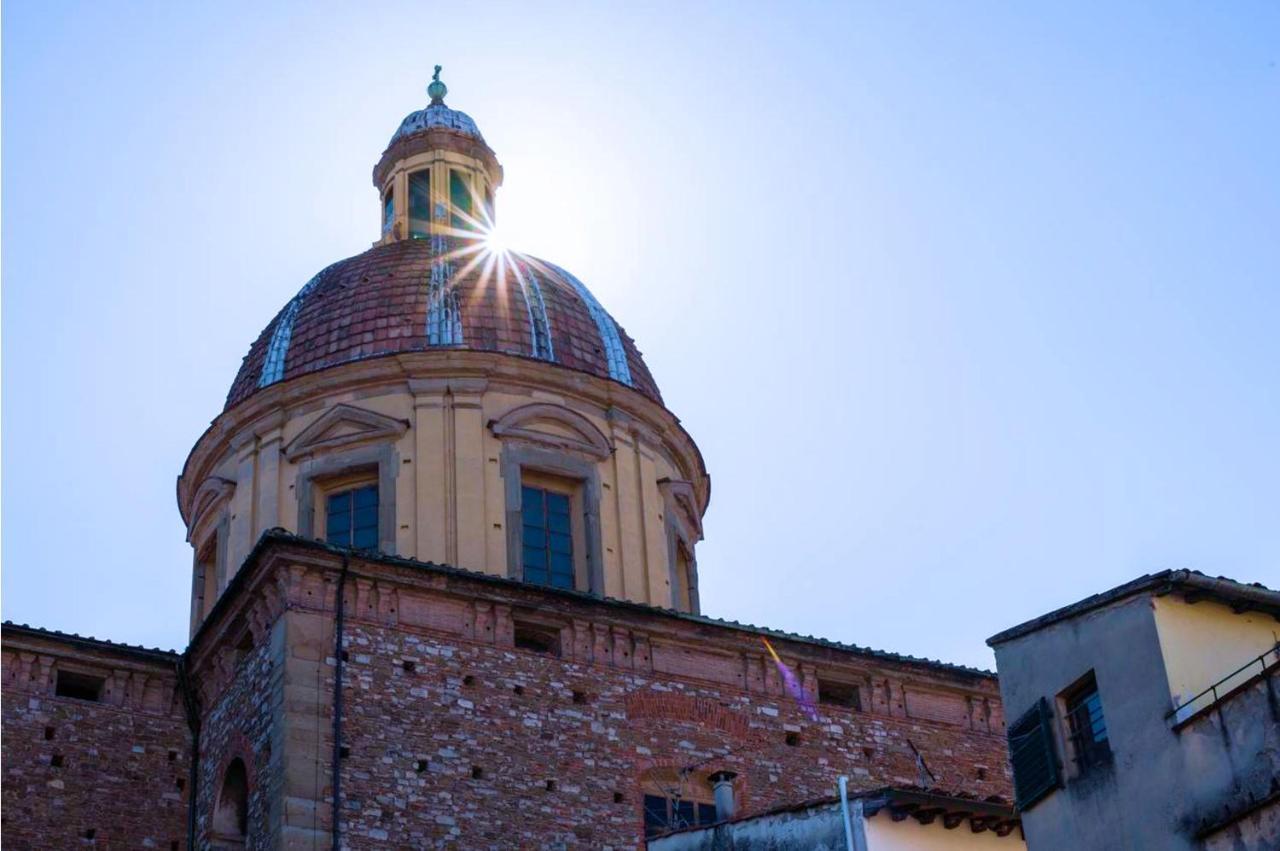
0, 625, 189, 851
193, 538, 1008, 849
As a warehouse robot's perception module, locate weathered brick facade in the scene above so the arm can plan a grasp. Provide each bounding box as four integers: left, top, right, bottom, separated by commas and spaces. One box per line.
173, 532, 1012, 849
1, 626, 189, 850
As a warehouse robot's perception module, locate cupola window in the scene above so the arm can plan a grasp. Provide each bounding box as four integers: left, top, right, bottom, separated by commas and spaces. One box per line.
325, 484, 379, 550
382, 188, 394, 237
450, 169, 472, 229
521, 482, 576, 589
409, 169, 431, 239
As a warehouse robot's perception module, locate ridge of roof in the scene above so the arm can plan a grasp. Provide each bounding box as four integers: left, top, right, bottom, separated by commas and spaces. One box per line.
2, 621, 181, 660
987, 569, 1280, 647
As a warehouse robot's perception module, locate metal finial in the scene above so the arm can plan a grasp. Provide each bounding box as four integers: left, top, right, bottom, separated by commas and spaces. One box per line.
427, 65, 447, 104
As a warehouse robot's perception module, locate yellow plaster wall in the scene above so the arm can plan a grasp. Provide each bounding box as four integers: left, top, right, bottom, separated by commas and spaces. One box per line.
863, 814, 1025, 850
188, 367, 701, 627
1152, 595, 1279, 710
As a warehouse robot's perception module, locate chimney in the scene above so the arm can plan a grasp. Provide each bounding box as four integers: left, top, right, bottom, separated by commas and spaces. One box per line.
708, 771, 738, 821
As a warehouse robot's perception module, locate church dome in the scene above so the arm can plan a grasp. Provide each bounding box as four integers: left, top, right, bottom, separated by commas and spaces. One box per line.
224, 239, 662, 410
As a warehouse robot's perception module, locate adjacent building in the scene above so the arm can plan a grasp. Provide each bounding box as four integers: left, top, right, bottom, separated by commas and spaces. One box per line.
988, 570, 1280, 850
649, 786, 1024, 851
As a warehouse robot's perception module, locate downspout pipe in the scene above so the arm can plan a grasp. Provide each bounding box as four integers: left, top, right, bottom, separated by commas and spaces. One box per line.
331, 554, 350, 850
838, 776, 855, 851
177, 657, 201, 851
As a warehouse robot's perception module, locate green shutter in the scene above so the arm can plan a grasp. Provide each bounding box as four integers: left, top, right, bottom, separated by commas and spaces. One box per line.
1008, 697, 1060, 811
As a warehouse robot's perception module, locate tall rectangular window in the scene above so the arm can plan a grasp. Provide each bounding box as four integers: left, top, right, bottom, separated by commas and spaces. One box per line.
450, 169, 472, 229
1064, 674, 1110, 772
521, 485, 574, 589
382, 188, 394, 236
408, 169, 431, 239
326, 485, 378, 550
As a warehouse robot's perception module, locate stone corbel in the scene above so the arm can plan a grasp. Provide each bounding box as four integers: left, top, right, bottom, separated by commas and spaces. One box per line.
473, 602, 494, 644
493, 604, 513, 647
631, 633, 653, 673
611, 627, 633, 669
592, 623, 613, 666
572, 620, 594, 663
377, 585, 399, 626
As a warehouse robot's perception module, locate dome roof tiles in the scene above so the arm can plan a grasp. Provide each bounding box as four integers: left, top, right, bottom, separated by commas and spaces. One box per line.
225, 240, 661, 411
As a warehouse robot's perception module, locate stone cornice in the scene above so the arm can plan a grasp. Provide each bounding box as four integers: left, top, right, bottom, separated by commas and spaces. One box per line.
185, 532, 1003, 734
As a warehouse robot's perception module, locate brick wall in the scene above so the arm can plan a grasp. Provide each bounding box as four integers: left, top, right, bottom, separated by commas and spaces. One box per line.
0, 627, 189, 851
334, 618, 1010, 848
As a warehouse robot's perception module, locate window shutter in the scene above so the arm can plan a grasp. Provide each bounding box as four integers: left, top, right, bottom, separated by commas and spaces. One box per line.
1008, 697, 1060, 811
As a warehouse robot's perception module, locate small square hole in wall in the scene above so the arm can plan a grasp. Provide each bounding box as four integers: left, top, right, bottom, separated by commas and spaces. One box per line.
513, 684, 525, 696
545, 780, 557, 792
176, 777, 185, 791
862, 747, 874, 760
415, 760, 427, 773
572, 690, 590, 705
339, 746, 351, 759
171, 842, 180, 851
462, 675, 475, 686
51, 753, 64, 768
44, 726, 55, 741
83, 829, 96, 840
613, 792, 624, 804
340, 651, 350, 663
471, 766, 484, 780
785, 732, 801, 747
402, 660, 416, 673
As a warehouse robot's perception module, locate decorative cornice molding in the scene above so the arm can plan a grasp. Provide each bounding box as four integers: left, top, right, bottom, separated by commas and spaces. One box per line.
489, 402, 614, 461
283, 403, 410, 462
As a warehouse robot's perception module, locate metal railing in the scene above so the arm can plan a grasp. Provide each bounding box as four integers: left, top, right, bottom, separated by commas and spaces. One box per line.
1168, 643, 1280, 728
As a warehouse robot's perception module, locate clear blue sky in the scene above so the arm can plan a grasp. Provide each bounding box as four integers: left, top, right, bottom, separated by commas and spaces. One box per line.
4, 2, 1277, 667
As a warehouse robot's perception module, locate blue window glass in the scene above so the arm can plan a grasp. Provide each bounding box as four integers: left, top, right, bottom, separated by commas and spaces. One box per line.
450, 170, 472, 230
382, 189, 394, 236
326, 485, 378, 551
521, 484, 575, 589
409, 170, 431, 239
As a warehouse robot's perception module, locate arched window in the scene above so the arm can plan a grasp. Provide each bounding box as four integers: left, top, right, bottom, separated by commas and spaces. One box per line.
212, 757, 249, 846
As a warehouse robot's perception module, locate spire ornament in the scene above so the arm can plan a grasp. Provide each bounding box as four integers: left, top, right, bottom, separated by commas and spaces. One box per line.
427, 65, 448, 104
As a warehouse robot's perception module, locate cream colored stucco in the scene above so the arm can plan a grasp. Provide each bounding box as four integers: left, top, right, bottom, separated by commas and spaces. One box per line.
1152, 595, 1279, 713
180, 353, 708, 634
863, 813, 1025, 850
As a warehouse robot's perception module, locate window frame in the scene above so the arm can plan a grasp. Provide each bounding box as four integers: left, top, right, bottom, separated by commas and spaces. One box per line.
408, 168, 431, 239
1060, 671, 1111, 776
296, 444, 399, 556
500, 444, 605, 596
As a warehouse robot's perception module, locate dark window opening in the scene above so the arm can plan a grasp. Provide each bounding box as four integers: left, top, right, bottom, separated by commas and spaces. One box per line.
513, 621, 561, 657
545, 779, 556, 792
212, 757, 249, 843
643, 795, 719, 837
818, 679, 862, 711
326, 484, 378, 550
521, 485, 575, 589
44, 726, 55, 741
382, 188, 394, 236
55, 670, 104, 702
51, 753, 64, 767
409, 169, 431, 238
450, 169, 472, 229
1065, 674, 1110, 772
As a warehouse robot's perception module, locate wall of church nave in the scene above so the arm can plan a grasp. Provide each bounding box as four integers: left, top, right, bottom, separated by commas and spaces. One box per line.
330, 619, 1011, 848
